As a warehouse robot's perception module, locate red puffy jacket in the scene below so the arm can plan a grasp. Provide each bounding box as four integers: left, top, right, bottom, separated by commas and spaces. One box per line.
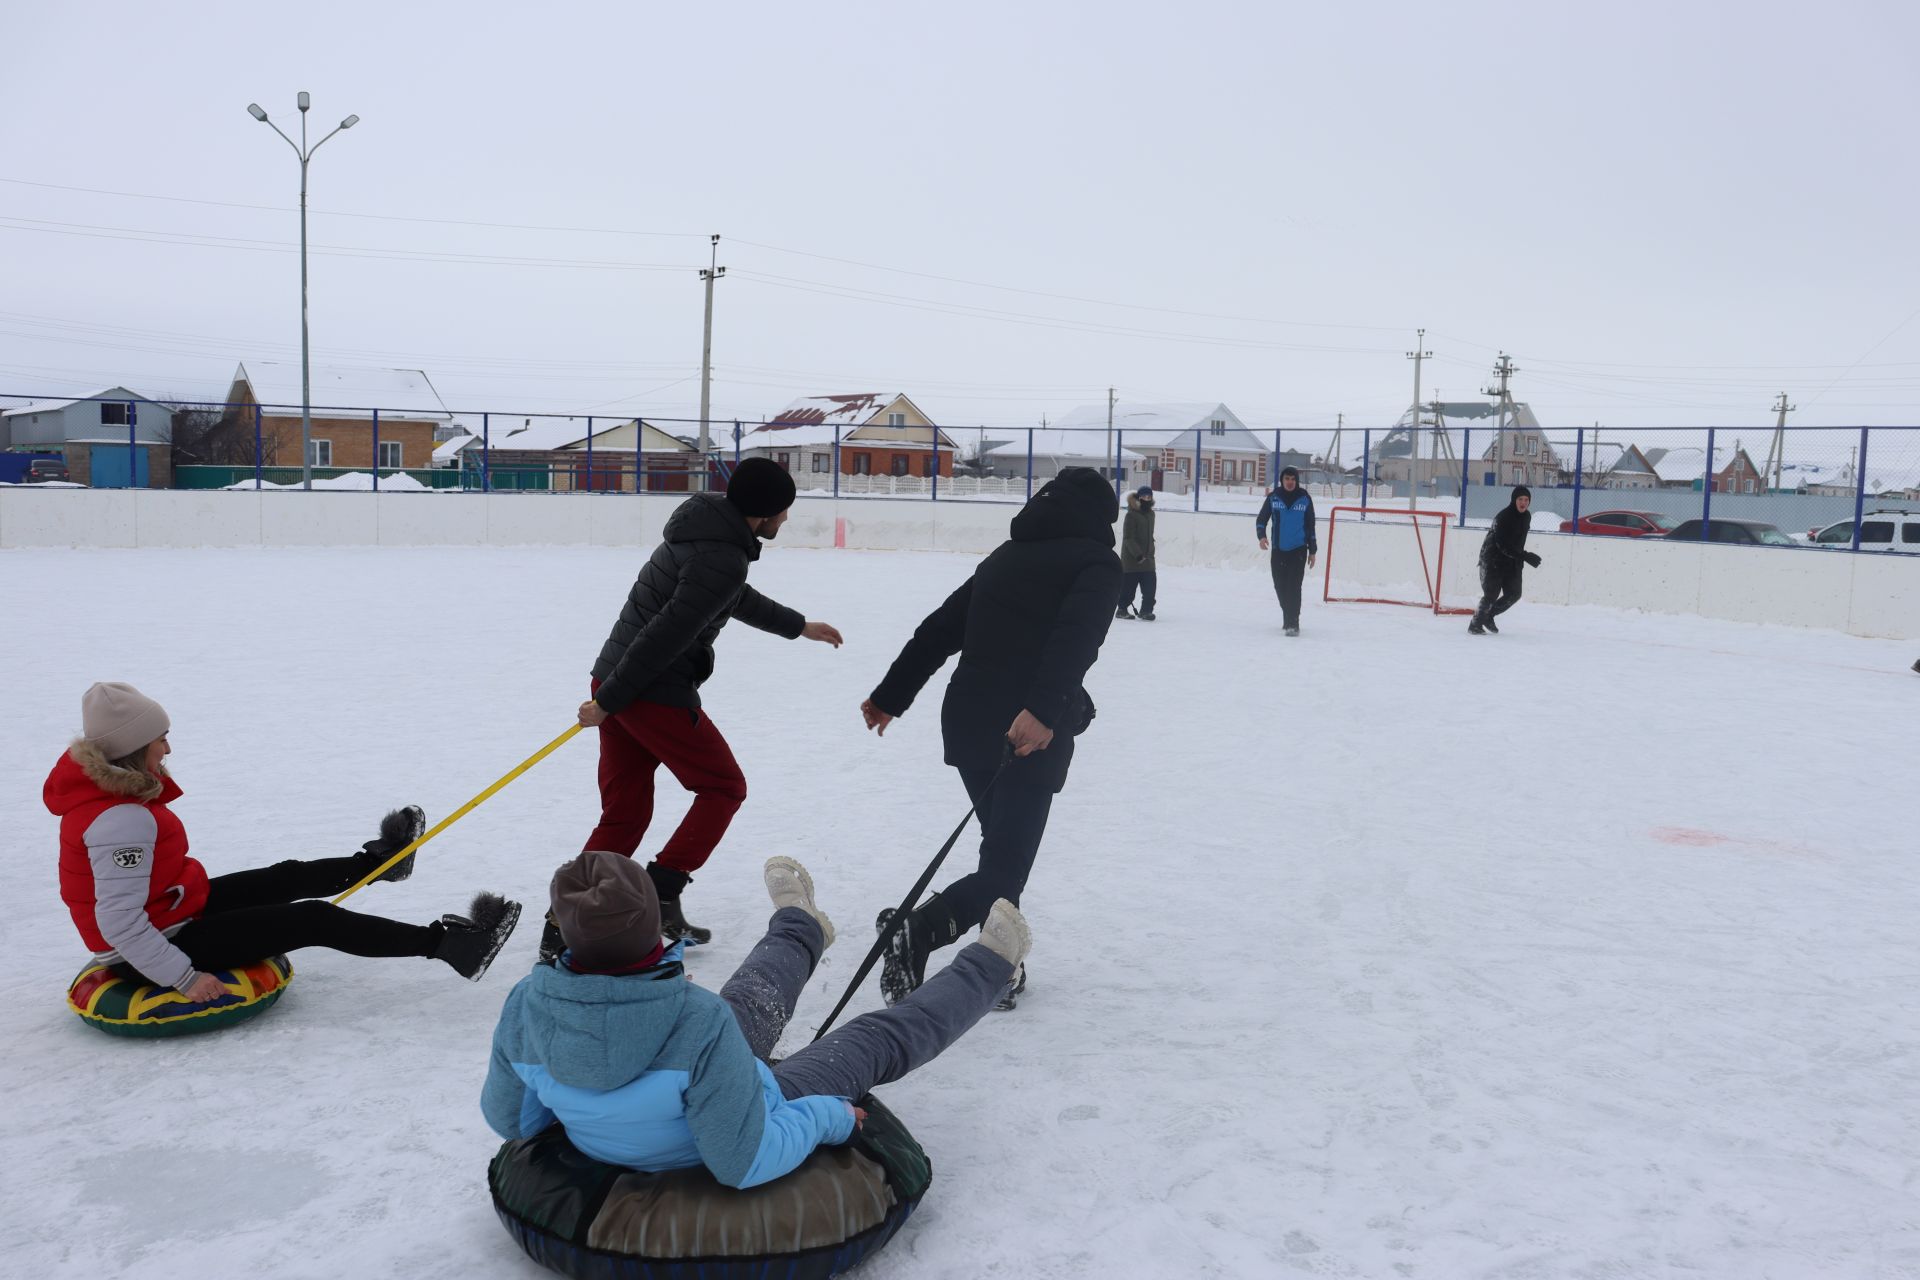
47, 744, 209, 956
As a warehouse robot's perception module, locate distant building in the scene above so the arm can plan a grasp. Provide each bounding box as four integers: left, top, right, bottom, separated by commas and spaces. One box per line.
1371, 401, 1565, 494
0, 387, 175, 487
1641, 444, 1766, 494
223, 361, 453, 473
742, 393, 959, 479
450, 416, 702, 492
985, 402, 1270, 489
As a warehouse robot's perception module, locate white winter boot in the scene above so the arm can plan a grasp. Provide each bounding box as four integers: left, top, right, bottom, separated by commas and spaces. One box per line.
763, 856, 834, 949
979, 899, 1032, 968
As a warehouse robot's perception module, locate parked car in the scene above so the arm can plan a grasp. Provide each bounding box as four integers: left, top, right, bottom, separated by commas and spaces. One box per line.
1559, 509, 1680, 537
1803, 510, 1920, 552
23, 458, 70, 484
1662, 518, 1797, 546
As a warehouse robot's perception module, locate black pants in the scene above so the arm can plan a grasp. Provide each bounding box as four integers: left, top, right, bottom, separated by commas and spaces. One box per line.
927, 765, 1057, 949
165, 856, 437, 973
1270, 547, 1309, 628
1119, 570, 1157, 613
1476, 558, 1524, 620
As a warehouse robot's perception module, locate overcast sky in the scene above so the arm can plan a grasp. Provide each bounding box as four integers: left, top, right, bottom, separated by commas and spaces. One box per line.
3, 1, 1917, 447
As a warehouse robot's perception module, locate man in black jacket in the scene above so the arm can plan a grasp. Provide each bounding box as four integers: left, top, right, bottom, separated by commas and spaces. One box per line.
860, 466, 1122, 1008
570, 459, 843, 945
1469, 485, 1542, 635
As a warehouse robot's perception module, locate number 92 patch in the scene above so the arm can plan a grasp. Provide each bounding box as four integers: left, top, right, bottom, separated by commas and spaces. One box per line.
110, 847, 146, 870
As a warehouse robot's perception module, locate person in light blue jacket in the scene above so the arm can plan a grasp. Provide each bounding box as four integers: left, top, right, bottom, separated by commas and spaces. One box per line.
484, 849, 1031, 1189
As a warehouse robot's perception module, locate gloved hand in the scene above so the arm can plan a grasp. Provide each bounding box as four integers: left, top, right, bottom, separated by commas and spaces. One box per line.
1524, 552, 1542, 568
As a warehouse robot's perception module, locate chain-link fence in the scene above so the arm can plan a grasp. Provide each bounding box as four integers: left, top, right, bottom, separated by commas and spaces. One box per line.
6, 391, 1918, 553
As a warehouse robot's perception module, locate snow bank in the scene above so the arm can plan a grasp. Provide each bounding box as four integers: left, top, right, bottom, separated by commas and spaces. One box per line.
222, 472, 433, 492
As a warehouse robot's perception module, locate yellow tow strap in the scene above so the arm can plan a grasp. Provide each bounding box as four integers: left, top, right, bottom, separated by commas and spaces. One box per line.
331, 723, 585, 904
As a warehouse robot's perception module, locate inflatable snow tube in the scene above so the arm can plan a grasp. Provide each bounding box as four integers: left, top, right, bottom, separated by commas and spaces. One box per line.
67, 955, 293, 1038
489, 1093, 932, 1280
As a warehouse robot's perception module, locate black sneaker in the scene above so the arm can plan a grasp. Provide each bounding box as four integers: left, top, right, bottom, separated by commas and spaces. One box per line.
1483, 616, 1500, 634
994, 962, 1027, 1012
357, 805, 426, 884
1467, 618, 1487, 635
1139, 611, 1156, 622
435, 893, 523, 981
876, 907, 929, 1006
1283, 625, 1299, 637
1116, 606, 1136, 620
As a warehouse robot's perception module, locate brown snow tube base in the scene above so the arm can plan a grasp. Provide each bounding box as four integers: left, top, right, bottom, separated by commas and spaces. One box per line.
490, 1092, 932, 1280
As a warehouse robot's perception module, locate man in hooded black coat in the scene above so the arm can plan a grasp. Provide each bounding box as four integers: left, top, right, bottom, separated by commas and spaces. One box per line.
861, 466, 1123, 1006
1470, 484, 1542, 634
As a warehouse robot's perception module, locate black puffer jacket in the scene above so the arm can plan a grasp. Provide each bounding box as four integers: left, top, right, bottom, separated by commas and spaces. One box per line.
1480, 489, 1533, 565
870, 468, 1123, 792
590, 493, 804, 713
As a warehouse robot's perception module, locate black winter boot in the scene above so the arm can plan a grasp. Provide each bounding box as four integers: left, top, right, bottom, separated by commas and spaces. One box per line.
646, 862, 712, 946
877, 894, 959, 1006
434, 892, 523, 981
355, 805, 426, 884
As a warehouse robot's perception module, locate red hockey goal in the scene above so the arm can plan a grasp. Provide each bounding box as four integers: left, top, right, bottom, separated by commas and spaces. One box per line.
1321, 506, 1475, 616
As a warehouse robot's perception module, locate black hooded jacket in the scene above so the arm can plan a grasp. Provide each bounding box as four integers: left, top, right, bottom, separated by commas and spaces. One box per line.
1480, 487, 1534, 566
870, 468, 1123, 791
590, 492, 804, 713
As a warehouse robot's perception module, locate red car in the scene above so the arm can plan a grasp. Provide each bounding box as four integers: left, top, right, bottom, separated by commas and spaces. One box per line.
1558, 510, 1679, 537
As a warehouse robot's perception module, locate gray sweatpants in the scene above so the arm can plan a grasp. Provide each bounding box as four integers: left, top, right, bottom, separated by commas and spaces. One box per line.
719, 907, 1013, 1102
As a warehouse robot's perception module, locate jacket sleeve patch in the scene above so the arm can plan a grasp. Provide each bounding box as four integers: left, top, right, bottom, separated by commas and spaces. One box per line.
111, 847, 145, 870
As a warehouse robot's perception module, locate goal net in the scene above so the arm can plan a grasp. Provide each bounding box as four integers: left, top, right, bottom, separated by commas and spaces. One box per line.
1321, 507, 1475, 616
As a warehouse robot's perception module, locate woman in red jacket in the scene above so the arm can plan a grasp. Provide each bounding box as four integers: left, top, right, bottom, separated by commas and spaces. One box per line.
48, 683, 523, 998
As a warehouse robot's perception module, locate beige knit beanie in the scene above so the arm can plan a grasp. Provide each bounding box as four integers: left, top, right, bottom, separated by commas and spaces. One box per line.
82, 682, 171, 760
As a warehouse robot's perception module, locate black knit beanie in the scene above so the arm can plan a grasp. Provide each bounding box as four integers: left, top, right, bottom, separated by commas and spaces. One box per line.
1511, 484, 1532, 503
726, 457, 797, 518
1052, 465, 1122, 524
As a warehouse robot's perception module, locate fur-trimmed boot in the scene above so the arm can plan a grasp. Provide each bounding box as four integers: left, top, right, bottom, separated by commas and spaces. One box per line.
434, 892, 523, 981
646, 862, 712, 946
355, 805, 426, 884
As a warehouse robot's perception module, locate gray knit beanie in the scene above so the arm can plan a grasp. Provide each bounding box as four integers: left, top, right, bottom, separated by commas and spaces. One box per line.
82, 682, 170, 760
550, 850, 662, 969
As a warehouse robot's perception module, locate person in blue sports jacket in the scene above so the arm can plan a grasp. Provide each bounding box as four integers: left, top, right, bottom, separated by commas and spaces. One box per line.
483, 849, 1030, 1190
1255, 466, 1317, 636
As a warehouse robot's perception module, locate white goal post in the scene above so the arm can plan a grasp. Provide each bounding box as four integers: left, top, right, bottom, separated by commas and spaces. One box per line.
1321, 506, 1476, 616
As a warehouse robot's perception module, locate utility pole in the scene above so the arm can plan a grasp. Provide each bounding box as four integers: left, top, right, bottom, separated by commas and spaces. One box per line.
1105, 387, 1116, 480
1406, 330, 1430, 508
1483, 352, 1517, 488
1762, 392, 1795, 492
698, 234, 726, 490
1328, 412, 1344, 472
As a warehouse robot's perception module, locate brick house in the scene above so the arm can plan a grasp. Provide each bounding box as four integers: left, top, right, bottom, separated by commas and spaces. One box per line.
992, 402, 1269, 489
741, 393, 959, 480
1644, 444, 1767, 494
465, 416, 703, 492
223, 362, 452, 473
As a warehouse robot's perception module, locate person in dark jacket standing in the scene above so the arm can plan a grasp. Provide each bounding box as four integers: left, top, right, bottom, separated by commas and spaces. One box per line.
1469, 485, 1542, 635
859, 466, 1122, 1009
571, 458, 844, 947
1117, 484, 1157, 621
1255, 466, 1317, 636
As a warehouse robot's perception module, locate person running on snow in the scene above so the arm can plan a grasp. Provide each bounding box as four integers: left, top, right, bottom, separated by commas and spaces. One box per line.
1469, 485, 1542, 635
859, 466, 1121, 1010
48, 683, 523, 999
569, 458, 844, 953
1116, 484, 1158, 621
1256, 466, 1317, 636
484, 850, 1031, 1188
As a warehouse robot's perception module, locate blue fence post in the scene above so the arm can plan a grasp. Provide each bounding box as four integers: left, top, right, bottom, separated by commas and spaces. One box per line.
1025, 429, 1034, 502
127, 400, 138, 488
833, 426, 841, 499
932, 428, 941, 502
1273, 428, 1281, 487
1701, 427, 1716, 540
482, 413, 491, 493
1850, 426, 1870, 552
636, 420, 646, 495
1572, 427, 1585, 534
733, 421, 742, 468
1459, 426, 1472, 528
372, 407, 381, 492
1192, 431, 1202, 513
1360, 430, 1371, 514
253, 404, 263, 489
1115, 430, 1125, 499
585, 416, 595, 495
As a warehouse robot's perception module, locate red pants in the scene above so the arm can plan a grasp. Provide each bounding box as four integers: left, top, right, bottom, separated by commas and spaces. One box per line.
583, 686, 747, 873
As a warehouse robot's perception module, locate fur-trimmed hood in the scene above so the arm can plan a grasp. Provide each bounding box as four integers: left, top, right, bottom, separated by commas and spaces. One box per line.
45, 739, 176, 812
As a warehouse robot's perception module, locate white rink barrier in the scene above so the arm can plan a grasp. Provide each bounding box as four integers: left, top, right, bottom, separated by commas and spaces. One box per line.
2, 488, 1915, 639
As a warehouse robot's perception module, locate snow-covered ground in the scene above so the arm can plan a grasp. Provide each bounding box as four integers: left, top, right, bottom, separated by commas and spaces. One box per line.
1, 545, 1914, 1279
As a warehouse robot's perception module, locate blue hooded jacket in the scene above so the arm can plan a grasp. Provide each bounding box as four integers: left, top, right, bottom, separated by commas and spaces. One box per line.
481, 952, 855, 1189
1256, 485, 1318, 553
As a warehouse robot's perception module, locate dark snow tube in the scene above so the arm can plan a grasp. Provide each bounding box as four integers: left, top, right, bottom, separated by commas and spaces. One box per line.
489, 1092, 931, 1280
67, 954, 293, 1038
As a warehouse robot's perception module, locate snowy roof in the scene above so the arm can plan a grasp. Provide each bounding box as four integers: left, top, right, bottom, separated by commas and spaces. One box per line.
1370, 401, 1549, 462
769, 393, 903, 428
0, 386, 166, 417
1043, 402, 1258, 450
1548, 440, 1626, 472
985, 428, 1155, 460
741, 422, 846, 450
1772, 458, 1919, 494
1646, 447, 1706, 483
231, 362, 452, 422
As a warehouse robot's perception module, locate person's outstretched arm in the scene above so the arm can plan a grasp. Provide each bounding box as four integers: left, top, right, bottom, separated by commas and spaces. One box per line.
866, 575, 976, 726
685, 1018, 852, 1188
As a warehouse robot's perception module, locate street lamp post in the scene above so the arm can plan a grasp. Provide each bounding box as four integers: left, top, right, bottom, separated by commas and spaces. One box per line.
247, 92, 359, 491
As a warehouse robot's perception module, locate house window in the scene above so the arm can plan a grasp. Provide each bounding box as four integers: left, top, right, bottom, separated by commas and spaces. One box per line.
890, 454, 910, 477
100, 402, 130, 426
1210, 419, 1225, 436
887, 412, 906, 427
1176, 457, 1189, 474
1511, 466, 1524, 484
378, 441, 403, 470
853, 453, 871, 475
921, 453, 936, 478
811, 453, 830, 474
1527, 438, 1538, 456
1744, 479, 1755, 494
776, 451, 791, 471
310, 439, 333, 467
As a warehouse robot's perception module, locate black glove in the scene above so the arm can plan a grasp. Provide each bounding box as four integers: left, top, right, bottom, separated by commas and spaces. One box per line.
1071, 690, 1098, 736
1524, 552, 1542, 568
